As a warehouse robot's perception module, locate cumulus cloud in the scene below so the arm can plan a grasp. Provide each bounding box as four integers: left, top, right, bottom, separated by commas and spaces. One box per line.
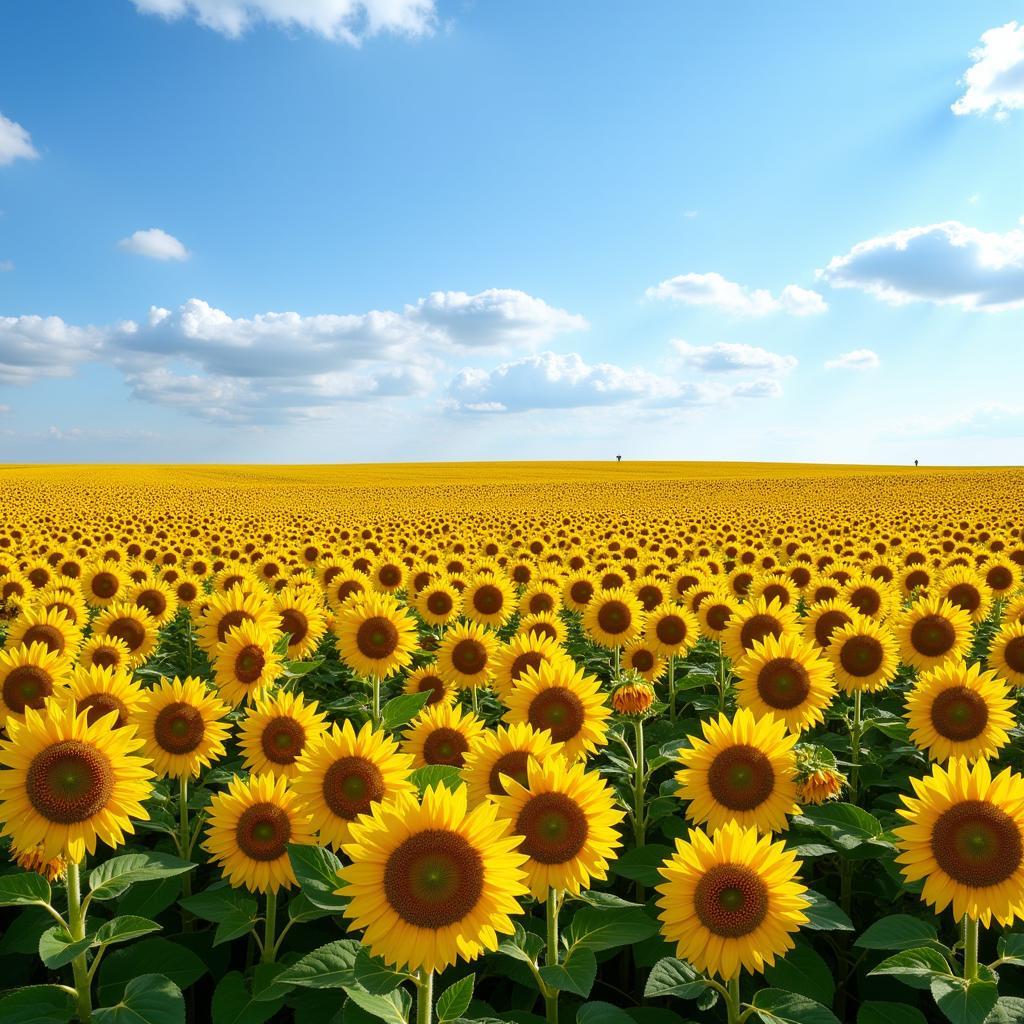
130, 0, 436, 43
819, 221, 1024, 311
672, 340, 797, 375
118, 228, 191, 262
645, 272, 826, 316
952, 21, 1024, 120
825, 348, 880, 371
0, 315, 106, 385
0, 113, 38, 166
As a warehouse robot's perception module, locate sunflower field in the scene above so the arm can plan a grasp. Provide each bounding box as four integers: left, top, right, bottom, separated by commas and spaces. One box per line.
2, 461, 1024, 1024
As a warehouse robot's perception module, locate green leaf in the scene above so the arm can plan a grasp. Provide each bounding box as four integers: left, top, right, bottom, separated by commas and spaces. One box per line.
999, 932, 1024, 967
988, 998, 1024, 1023
437, 975, 475, 1023
39, 925, 96, 969
381, 690, 431, 729
802, 890, 854, 931
97, 938, 207, 1006
573, 890, 642, 909
287, 844, 348, 911
179, 886, 258, 924
93, 916, 162, 949
354, 949, 412, 994
288, 891, 335, 923
117, 876, 183, 920
409, 765, 464, 794
342, 985, 412, 1024
931, 975, 999, 1024
0, 985, 76, 1024
283, 657, 325, 678
793, 803, 886, 850
764, 943, 835, 1006
214, 909, 259, 946
567, 906, 658, 952
856, 1002, 927, 1024
750, 989, 840, 1024
643, 957, 709, 1000
576, 1002, 634, 1024
212, 971, 285, 1024
497, 922, 545, 965
869, 947, 952, 991
0, 869, 51, 907
540, 948, 598, 998
88, 852, 195, 901
610, 844, 672, 888
93, 974, 185, 1024
276, 940, 361, 989
856, 915, 939, 952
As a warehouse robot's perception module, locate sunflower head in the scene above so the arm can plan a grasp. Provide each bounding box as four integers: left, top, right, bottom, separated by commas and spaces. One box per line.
582, 588, 645, 649
896, 596, 972, 672
721, 597, 798, 663
92, 601, 159, 667
403, 662, 456, 708
238, 689, 328, 779
991, 621, 1024, 687
462, 721, 563, 806
334, 591, 418, 681
213, 619, 284, 706
463, 572, 516, 628
491, 632, 571, 702
5, 606, 83, 667
402, 702, 485, 769
620, 637, 666, 681
825, 614, 899, 695
611, 676, 657, 719
65, 663, 146, 730
0, 642, 70, 729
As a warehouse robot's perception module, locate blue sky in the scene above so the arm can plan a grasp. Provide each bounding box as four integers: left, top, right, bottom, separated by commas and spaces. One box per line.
1, 1, 1022, 464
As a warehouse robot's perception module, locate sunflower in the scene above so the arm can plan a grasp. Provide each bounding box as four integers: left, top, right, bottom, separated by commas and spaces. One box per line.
334, 591, 418, 681
171, 573, 204, 607
894, 758, 1024, 927
213, 619, 285, 706
0, 642, 70, 729
899, 563, 933, 598
77, 635, 132, 673
463, 573, 516, 628
437, 621, 499, 691
734, 634, 836, 733
273, 584, 327, 660
9, 839, 67, 881
338, 783, 527, 974
463, 722, 563, 806
403, 702, 485, 769
92, 602, 159, 666
238, 690, 328, 780
904, 660, 1014, 763
5, 606, 82, 667
503, 660, 610, 761
129, 578, 179, 627
562, 571, 597, 613
135, 675, 231, 778
213, 562, 259, 595
292, 719, 416, 848
1006, 595, 1024, 629
0, 701, 154, 862
412, 577, 461, 627
582, 588, 645, 649
324, 567, 371, 613
490, 632, 570, 702
991, 622, 1024, 687
81, 560, 128, 608
656, 821, 810, 979
197, 587, 280, 656
721, 597, 798, 664
698, 591, 740, 641
752, 574, 797, 610
403, 662, 456, 708
518, 611, 567, 646
826, 615, 900, 694
936, 566, 994, 625
982, 558, 1020, 598
676, 709, 800, 834
203, 772, 314, 893
35, 583, 88, 628
611, 678, 657, 718
64, 663, 146, 729
841, 573, 896, 622
896, 596, 973, 672
631, 574, 669, 613
801, 598, 857, 651
645, 602, 699, 658
519, 581, 561, 618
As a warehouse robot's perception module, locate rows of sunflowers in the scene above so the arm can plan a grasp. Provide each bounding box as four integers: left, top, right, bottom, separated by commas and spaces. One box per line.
1, 464, 1024, 1024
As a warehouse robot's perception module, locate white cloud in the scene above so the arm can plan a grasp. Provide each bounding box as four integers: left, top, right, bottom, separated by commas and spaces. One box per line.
131, 0, 435, 43
645, 272, 827, 316
825, 348, 880, 371
819, 221, 1024, 311
0, 113, 38, 167
0, 315, 106, 385
952, 21, 1024, 120
118, 228, 191, 262
731, 378, 783, 399
672, 340, 797, 375
0, 260, 13, 272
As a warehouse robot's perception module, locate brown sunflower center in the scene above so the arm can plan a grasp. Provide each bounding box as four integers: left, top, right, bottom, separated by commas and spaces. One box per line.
510, 651, 544, 682
384, 829, 484, 928
234, 645, 266, 684
516, 791, 588, 864
451, 639, 487, 676
596, 600, 631, 636
655, 614, 688, 647
636, 585, 662, 611
931, 799, 1022, 887
136, 590, 167, 618
1004, 637, 1024, 673
279, 608, 309, 645
422, 727, 470, 767
78, 692, 129, 728
322, 755, 385, 819
739, 614, 783, 652
849, 587, 881, 616
987, 566, 1013, 591
904, 570, 930, 592
235, 802, 291, 861
756, 658, 811, 710
814, 610, 852, 648
911, 615, 956, 659
629, 648, 655, 672
2, 665, 54, 714
705, 603, 732, 632
356, 617, 399, 660
261, 716, 306, 764
91, 646, 121, 669
693, 863, 769, 938
839, 635, 884, 677
21, 624, 65, 655
570, 581, 594, 605
761, 584, 790, 607
526, 620, 558, 642
216, 610, 253, 643
426, 591, 453, 616
178, 582, 198, 602
487, 750, 532, 796
415, 674, 447, 706
946, 584, 981, 614
26, 740, 113, 824
473, 584, 504, 616
707, 744, 775, 811
528, 686, 585, 743
378, 565, 401, 588
91, 572, 119, 599
154, 701, 205, 754
929, 686, 988, 742
528, 593, 556, 614
105, 617, 146, 652
335, 580, 364, 604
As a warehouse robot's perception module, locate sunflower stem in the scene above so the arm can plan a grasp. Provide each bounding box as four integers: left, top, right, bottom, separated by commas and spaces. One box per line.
472, 686, 479, 715
964, 916, 979, 981
717, 640, 728, 711
371, 677, 381, 726
726, 974, 741, 1024
849, 689, 863, 803
262, 890, 278, 964
613, 645, 620, 679
545, 888, 560, 1024
66, 859, 93, 1023
667, 655, 676, 722
179, 774, 193, 929
632, 719, 645, 849
416, 968, 433, 1024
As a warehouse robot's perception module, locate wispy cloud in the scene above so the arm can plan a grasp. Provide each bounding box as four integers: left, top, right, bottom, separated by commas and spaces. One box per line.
646, 272, 826, 316
825, 349, 880, 371
0, 113, 38, 166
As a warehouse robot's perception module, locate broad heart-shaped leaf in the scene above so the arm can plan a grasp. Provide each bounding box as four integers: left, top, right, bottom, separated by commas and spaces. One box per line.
276, 940, 361, 989
497, 921, 545, 965
381, 690, 431, 730
436, 974, 475, 1023
857, 1002, 928, 1024
801, 889, 853, 932
93, 974, 185, 1024
567, 906, 658, 952
409, 765, 464, 794
354, 949, 412, 994
869, 946, 952, 991
97, 938, 207, 1006
988, 998, 1024, 1023
288, 844, 348, 912
610, 844, 672, 888
540, 947, 598, 998
39, 925, 96, 969
855, 914, 939, 952
792, 803, 885, 850
931, 975, 999, 1024
643, 957, 709, 1000
0, 985, 76, 1024
179, 885, 258, 924
749, 988, 841, 1024
214, 908, 259, 946
576, 1001, 635, 1024
213, 971, 285, 1024
288, 892, 335, 923
93, 916, 162, 949
342, 985, 412, 1024
0, 869, 51, 906
764, 943, 835, 1007
88, 852, 195, 901
999, 932, 1024, 967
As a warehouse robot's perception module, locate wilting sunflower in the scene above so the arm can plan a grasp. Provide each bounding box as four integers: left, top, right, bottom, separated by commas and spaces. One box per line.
721, 597, 798, 664
463, 722, 563, 806
9, 839, 67, 881
991, 622, 1024, 687
896, 596, 973, 672
92, 601, 159, 666
437, 621, 499, 691
238, 690, 328, 780
490, 632, 570, 702
272, 584, 327, 660
78, 635, 132, 673
0, 701, 154, 862
5, 606, 82, 667
894, 758, 1024, 926
463, 573, 516, 628
135, 675, 231, 779
492, 755, 622, 898
676, 708, 800, 834
64, 663, 146, 729
196, 587, 279, 656
645, 602, 699, 658
611, 678, 657, 718
334, 591, 418, 681
621, 637, 666, 681
698, 591, 740, 641
412, 577, 461, 627
292, 719, 415, 848
562, 572, 597, 613
734, 633, 836, 733
518, 611, 567, 647
338, 783, 527, 974
801, 598, 857, 651
503, 660, 610, 761
0, 642, 70, 729
203, 772, 314, 893
582, 587, 645, 649
214, 619, 285, 706
129, 578, 179, 628
826, 615, 900, 694
904, 660, 1014, 763
403, 702, 485, 769
81, 560, 128, 608
404, 662, 456, 708
656, 821, 810, 979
